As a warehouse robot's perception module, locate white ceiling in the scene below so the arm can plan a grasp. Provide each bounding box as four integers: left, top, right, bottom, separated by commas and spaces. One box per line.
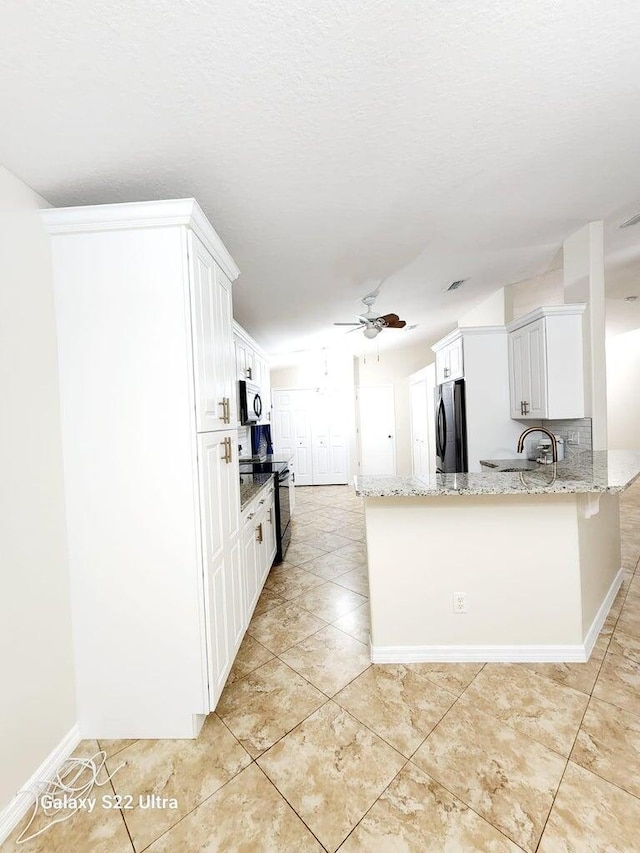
3, 1, 640, 361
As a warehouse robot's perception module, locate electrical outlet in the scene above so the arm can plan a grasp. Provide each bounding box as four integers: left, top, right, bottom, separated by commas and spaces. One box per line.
453, 592, 467, 614
567, 432, 580, 445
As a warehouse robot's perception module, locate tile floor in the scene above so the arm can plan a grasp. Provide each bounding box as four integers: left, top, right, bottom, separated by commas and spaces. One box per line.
5, 482, 640, 852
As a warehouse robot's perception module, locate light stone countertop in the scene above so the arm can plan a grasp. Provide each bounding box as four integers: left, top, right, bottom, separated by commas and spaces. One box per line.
354, 450, 640, 498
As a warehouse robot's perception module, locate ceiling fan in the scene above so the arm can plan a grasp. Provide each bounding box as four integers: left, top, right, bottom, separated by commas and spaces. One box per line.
334, 295, 407, 339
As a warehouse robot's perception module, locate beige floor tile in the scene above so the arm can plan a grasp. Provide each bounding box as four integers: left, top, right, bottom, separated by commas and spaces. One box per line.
406, 662, 484, 696
413, 699, 566, 853
216, 658, 326, 757
284, 542, 328, 567
2, 780, 133, 853
593, 652, 640, 716
464, 664, 588, 756
293, 582, 367, 623
96, 738, 138, 758
298, 531, 356, 552
609, 626, 640, 662
253, 587, 287, 617
263, 565, 325, 600
226, 633, 274, 684
301, 552, 359, 580
247, 601, 327, 654
145, 763, 323, 852
333, 542, 367, 562
617, 601, 640, 640
333, 602, 371, 645
105, 715, 250, 850
570, 696, 640, 798
302, 515, 344, 533
521, 639, 607, 696
333, 566, 369, 596
334, 665, 457, 758
538, 761, 640, 852
279, 624, 371, 696
339, 762, 521, 853
257, 701, 404, 853
339, 524, 366, 541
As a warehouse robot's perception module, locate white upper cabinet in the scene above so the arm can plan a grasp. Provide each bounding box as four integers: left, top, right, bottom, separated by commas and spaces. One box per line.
190, 234, 237, 432
507, 304, 586, 420
433, 334, 464, 384
233, 321, 271, 424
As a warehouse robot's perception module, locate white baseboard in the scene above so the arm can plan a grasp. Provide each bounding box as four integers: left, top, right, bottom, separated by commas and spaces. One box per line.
0, 723, 81, 845
370, 644, 591, 663
370, 567, 624, 664
583, 567, 624, 658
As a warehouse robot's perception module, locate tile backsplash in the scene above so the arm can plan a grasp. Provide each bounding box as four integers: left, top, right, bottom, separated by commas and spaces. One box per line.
238, 425, 251, 459
542, 417, 592, 453
520, 418, 592, 459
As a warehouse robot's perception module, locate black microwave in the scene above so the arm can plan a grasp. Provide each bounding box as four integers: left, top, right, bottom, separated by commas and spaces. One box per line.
238, 380, 263, 425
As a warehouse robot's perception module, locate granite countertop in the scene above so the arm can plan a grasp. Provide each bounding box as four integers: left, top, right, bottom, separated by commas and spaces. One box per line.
354, 450, 640, 498
240, 472, 273, 510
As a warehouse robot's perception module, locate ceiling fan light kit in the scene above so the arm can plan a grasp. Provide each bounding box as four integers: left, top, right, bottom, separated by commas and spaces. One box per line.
334, 293, 407, 338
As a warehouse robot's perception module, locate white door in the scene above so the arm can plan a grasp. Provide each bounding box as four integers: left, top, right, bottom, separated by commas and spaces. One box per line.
272, 389, 313, 485
310, 392, 349, 485
357, 385, 396, 475
410, 378, 429, 477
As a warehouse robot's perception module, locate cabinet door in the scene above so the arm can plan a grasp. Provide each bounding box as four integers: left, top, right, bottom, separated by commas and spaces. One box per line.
265, 497, 277, 568
227, 535, 245, 650
198, 430, 239, 706
189, 234, 235, 432
243, 516, 259, 619
435, 350, 447, 385
509, 320, 548, 419
235, 336, 247, 382
525, 319, 547, 418
508, 329, 528, 418
448, 338, 464, 380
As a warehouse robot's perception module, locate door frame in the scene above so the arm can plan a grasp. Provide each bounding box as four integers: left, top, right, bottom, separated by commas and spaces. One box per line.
355, 384, 397, 476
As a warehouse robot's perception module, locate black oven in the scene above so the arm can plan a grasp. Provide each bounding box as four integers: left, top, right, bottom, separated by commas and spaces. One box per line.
274, 465, 291, 564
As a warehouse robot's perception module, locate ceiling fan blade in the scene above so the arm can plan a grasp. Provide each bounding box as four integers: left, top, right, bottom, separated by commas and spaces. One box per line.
387, 319, 407, 328
377, 313, 400, 324
333, 322, 362, 326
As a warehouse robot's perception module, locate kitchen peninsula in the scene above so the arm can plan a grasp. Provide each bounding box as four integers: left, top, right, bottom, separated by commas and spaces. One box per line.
355, 451, 640, 663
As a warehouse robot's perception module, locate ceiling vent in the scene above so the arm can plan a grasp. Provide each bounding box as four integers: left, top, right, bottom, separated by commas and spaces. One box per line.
619, 213, 640, 229
445, 279, 467, 292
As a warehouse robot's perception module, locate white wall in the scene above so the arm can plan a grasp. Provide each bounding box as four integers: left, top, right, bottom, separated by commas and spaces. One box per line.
607, 328, 640, 449
0, 167, 76, 811
505, 268, 564, 321
355, 340, 434, 475
458, 288, 507, 327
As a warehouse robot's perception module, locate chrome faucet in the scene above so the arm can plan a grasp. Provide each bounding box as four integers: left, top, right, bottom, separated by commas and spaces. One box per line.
516, 427, 558, 463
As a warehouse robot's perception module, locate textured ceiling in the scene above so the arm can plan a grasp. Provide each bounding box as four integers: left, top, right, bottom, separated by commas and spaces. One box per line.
2, 1, 640, 360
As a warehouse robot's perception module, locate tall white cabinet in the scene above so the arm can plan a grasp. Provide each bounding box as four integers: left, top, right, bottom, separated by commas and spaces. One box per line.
43, 199, 242, 739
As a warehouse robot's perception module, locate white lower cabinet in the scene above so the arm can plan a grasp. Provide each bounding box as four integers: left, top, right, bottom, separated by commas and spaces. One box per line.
241, 484, 276, 623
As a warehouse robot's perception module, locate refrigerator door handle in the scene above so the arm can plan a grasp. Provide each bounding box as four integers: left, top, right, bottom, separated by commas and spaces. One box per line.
436, 397, 446, 459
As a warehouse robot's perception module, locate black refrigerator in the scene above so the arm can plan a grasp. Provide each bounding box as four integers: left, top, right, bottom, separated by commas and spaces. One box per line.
435, 378, 468, 474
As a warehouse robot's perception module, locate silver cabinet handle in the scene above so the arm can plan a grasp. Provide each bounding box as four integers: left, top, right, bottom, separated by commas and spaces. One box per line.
255, 523, 263, 543
246, 366, 252, 380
